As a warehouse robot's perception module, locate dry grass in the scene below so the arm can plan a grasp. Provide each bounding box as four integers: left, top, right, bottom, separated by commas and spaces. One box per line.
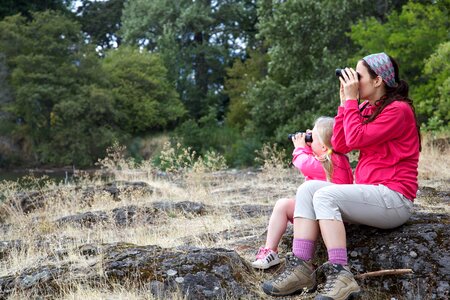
418, 132, 450, 181
0, 139, 448, 299
8, 285, 189, 300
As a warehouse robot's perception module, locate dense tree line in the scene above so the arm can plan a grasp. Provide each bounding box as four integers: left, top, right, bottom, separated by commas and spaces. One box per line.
0, 0, 448, 168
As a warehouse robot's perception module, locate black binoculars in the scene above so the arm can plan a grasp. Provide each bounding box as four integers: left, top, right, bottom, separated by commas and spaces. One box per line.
288, 132, 313, 143
336, 68, 360, 80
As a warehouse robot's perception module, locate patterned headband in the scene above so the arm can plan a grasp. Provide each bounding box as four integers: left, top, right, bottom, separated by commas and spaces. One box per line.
362, 52, 397, 87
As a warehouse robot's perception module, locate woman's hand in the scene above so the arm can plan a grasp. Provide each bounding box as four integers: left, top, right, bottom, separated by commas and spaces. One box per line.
339, 81, 345, 107
338, 67, 359, 103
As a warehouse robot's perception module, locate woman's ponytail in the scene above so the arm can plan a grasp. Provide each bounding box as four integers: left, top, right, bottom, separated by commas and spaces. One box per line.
391, 79, 409, 98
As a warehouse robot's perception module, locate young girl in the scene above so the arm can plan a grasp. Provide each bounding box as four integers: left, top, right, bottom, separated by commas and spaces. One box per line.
252, 117, 353, 269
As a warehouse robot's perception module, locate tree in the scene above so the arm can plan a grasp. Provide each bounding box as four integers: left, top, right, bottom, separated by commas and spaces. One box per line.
120, 0, 258, 119
102, 46, 186, 134
416, 41, 450, 128
0, 11, 122, 166
245, 0, 373, 142
224, 48, 269, 130
76, 0, 125, 50
0, 0, 72, 20
1, 12, 85, 150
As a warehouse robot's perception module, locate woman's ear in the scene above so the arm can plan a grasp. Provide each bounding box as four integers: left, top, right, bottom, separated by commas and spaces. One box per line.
373, 75, 383, 88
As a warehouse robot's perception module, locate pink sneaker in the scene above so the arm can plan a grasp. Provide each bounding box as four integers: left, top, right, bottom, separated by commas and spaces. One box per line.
251, 247, 280, 269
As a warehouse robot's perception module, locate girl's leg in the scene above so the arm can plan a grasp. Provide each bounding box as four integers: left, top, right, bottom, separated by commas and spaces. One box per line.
265, 198, 295, 251
253, 198, 294, 269
262, 180, 333, 296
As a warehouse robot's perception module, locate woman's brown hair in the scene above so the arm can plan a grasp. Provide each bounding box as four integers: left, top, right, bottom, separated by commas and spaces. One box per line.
361, 56, 421, 151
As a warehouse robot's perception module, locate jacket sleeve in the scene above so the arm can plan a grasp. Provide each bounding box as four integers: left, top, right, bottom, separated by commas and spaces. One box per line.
343, 100, 405, 149
331, 106, 352, 154
292, 146, 325, 179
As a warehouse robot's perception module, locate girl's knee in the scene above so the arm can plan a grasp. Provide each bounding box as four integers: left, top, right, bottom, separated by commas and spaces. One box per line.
274, 198, 294, 212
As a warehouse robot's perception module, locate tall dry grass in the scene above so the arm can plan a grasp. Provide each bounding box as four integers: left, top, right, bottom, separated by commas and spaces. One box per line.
418, 132, 450, 182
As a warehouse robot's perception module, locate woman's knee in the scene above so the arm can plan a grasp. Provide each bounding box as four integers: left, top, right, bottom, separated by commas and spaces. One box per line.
312, 187, 342, 220
297, 180, 320, 195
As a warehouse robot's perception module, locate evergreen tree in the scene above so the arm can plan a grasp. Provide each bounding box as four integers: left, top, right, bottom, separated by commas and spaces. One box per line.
121, 0, 258, 119
0, 11, 121, 165
0, 0, 72, 20
76, 0, 125, 50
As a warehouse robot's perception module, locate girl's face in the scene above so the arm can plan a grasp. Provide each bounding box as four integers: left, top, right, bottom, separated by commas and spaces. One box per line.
311, 126, 327, 156
356, 60, 378, 101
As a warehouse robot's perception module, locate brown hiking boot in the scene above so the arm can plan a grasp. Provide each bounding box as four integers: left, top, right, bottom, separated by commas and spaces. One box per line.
262, 253, 316, 296
315, 263, 361, 300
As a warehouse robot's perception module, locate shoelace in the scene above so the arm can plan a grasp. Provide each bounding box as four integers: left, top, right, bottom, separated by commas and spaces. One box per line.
315, 263, 341, 293
256, 247, 271, 259
274, 254, 297, 283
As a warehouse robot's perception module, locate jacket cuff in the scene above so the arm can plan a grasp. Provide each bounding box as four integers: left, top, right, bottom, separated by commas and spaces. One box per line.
344, 99, 358, 109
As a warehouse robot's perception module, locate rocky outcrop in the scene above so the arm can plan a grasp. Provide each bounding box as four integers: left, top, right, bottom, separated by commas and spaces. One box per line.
346, 213, 448, 300
56, 201, 206, 227
152, 200, 207, 216
0, 243, 261, 299
102, 244, 259, 299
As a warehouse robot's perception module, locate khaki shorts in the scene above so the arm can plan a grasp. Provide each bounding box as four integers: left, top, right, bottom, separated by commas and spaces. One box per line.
293, 180, 413, 229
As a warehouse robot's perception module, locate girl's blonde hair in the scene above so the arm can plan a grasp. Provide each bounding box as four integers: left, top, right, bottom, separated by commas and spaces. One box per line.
314, 117, 335, 182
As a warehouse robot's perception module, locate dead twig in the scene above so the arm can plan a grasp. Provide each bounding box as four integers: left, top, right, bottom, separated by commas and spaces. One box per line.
356, 269, 413, 279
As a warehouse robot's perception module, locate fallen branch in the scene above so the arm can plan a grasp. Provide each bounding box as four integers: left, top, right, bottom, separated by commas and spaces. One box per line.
355, 269, 413, 279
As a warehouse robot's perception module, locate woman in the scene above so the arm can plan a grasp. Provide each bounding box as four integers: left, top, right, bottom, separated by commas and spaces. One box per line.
262, 52, 420, 300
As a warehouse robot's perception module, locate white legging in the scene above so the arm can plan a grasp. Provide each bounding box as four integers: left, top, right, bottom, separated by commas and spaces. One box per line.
294, 180, 413, 229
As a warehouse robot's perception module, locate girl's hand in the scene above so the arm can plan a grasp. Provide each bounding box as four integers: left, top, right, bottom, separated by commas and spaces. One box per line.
292, 132, 307, 148
338, 67, 359, 102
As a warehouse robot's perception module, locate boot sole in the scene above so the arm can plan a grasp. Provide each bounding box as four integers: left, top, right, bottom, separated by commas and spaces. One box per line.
262, 282, 316, 296
315, 289, 361, 300
252, 260, 281, 270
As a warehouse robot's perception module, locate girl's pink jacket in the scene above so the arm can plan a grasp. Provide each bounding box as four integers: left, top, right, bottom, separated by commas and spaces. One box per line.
292, 146, 353, 184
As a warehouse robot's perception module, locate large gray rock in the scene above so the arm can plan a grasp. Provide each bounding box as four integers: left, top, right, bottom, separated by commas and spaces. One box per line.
0, 243, 260, 299
102, 244, 259, 299
345, 213, 449, 300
